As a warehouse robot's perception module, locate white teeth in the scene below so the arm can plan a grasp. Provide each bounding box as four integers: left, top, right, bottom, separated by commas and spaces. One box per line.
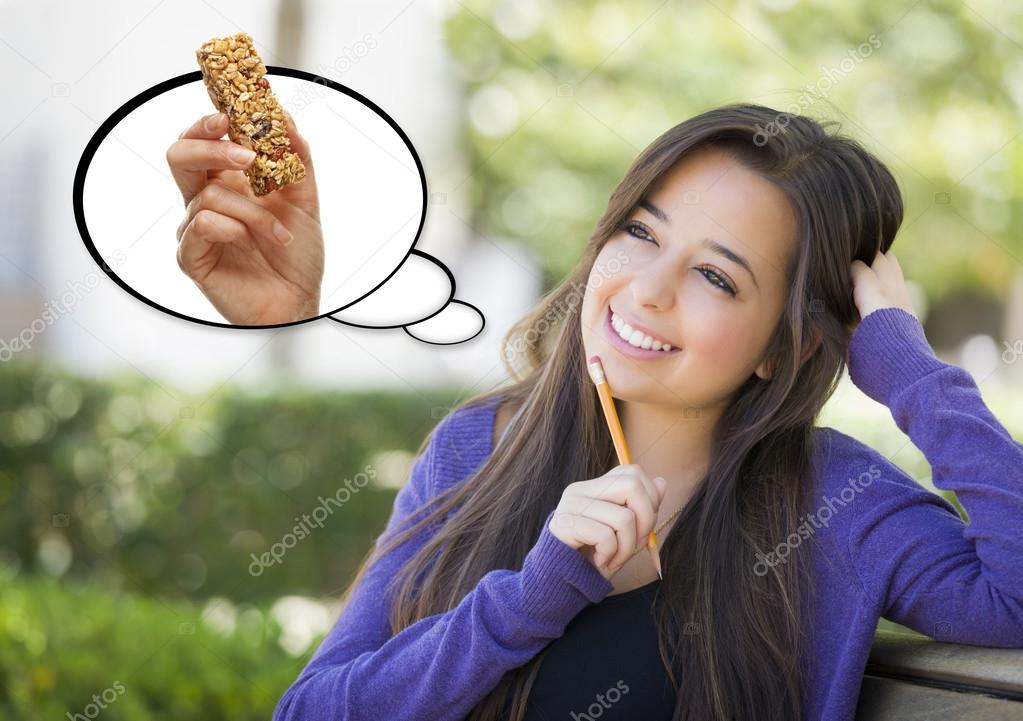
610, 311, 674, 352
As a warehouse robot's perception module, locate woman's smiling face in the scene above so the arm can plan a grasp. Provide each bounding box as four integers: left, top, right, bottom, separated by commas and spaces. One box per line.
581, 145, 798, 409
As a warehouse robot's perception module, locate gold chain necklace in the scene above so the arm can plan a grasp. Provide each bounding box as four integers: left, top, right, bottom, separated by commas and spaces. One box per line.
610, 503, 686, 580
654, 502, 686, 539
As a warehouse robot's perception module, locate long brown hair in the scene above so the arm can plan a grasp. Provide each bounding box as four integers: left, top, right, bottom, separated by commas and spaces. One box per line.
342, 103, 903, 720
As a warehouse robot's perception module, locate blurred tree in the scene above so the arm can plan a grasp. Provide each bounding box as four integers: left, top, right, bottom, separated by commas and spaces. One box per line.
442, 0, 1023, 335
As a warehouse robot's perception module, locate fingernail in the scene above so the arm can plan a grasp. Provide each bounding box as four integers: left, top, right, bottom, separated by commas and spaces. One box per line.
229, 146, 256, 165
273, 220, 293, 246
204, 113, 223, 132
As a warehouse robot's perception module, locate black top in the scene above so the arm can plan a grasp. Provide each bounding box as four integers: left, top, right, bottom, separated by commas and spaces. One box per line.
520, 579, 676, 720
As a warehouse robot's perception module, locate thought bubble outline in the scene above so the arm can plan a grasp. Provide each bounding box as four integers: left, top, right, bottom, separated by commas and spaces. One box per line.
326, 249, 453, 329
324, 249, 486, 344
401, 299, 486, 345
73, 65, 482, 341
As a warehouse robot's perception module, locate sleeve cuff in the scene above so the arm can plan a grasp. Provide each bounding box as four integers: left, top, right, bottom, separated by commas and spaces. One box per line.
516, 509, 614, 628
847, 306, 946, 406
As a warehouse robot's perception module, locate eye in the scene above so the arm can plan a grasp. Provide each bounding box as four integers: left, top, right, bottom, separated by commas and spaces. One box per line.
619, 221, 738, 298
620, 221, 656, 244
696, 266, 737, 297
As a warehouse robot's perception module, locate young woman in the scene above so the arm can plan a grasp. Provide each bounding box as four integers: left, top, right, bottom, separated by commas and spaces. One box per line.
272, 104, 1023, 721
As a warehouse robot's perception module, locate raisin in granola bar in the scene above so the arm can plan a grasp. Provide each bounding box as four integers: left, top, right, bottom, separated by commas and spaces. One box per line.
196, 32, 306, 196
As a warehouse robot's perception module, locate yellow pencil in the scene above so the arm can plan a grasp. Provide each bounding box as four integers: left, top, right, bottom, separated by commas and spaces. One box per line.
586, 354, 664, 580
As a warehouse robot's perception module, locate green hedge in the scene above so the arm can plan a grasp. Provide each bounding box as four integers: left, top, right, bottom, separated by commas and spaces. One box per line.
0, 571, 307, 720
4, 357, 1011, 607
0, 358, 459, 603
0, 569, 928, 720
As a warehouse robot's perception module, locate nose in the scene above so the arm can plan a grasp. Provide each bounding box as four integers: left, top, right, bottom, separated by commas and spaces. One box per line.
630, 260, 677, 311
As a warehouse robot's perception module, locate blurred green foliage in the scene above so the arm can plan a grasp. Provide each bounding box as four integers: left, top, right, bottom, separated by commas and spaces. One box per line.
6, 354, 1019, 611
4, 354, 1021, 716
0, 571, 304, 720
0, 358, 461, 603
2, 356, 1005, 718
443, 0, 1023, 300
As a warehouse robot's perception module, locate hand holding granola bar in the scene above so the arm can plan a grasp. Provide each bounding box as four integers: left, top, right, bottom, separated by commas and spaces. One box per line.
166, 65, 324, 325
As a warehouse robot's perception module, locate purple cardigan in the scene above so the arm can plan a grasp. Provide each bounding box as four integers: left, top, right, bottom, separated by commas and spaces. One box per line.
272, 307, 1023, 721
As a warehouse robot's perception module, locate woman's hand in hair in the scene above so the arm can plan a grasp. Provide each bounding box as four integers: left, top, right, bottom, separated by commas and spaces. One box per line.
548, 464, 667, 580
848, 248, 918, 334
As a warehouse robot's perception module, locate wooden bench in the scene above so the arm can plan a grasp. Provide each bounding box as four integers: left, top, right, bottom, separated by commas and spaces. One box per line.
855, 630, 1023, 719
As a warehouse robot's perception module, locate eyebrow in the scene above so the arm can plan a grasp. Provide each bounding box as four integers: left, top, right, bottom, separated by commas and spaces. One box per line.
638, 200, 760, 291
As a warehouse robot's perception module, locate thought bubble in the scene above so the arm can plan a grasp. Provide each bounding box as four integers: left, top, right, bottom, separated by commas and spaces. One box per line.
73, 66, 484, 343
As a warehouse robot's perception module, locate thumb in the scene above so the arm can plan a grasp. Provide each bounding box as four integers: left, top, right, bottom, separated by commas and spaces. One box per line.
654, 476, 667, 497
282, 108, 315, 182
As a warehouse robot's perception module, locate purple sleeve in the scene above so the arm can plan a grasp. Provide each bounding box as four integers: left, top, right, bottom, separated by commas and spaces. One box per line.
272, 412, 615, 721
845, 306, 1023, 647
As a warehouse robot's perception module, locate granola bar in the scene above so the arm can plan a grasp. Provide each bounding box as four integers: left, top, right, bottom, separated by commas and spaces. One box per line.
196, 32, 306, 197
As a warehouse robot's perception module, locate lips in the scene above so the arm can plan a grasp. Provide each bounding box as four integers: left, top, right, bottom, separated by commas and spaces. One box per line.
602, 306, 682, 359
610, 306, 679, 348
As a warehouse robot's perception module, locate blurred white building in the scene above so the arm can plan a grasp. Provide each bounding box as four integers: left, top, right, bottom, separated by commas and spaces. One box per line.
0, 0, 538, 397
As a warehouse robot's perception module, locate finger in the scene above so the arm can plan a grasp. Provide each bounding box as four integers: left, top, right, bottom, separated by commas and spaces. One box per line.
169, 138, 257, 173
586, 465, 658, 550
609, 465, 661, 527
186, 182, 293, 248
281, 108, 315, 180
622, 464, 662, 548
167, 113, 255, 205
179, 112, 229, 142
849, 258, 871, 285
848, 261, 877, 316
879, 250, 904, 282
168, 113, 232, 203
628, 464, 663, 513
178, 209, 256, 272
569, 496, 639, 569
557, 513, 620, 570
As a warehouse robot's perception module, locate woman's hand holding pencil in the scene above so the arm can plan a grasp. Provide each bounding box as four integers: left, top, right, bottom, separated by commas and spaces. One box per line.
548, 466, 667, 580
585, 354, 668, 579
